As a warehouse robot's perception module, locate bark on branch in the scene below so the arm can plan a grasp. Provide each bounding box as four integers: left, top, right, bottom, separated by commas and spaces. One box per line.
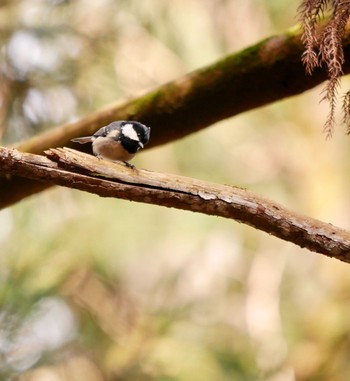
1, 146, 350, 263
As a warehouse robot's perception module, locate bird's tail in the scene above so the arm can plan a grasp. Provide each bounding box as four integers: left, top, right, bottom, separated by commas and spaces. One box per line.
71, 136, 92, 144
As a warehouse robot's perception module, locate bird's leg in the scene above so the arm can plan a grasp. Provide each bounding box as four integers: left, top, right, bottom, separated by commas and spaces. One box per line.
122, 161, 135, 169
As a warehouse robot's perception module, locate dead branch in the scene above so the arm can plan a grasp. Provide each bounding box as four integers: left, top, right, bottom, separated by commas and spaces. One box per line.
1, 146, 350, 263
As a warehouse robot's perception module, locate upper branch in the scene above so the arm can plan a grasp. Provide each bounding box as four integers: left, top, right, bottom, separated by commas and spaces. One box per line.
3, 26, 350, 209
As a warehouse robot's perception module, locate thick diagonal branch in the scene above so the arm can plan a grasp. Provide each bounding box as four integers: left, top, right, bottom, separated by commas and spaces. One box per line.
1, 146, 350, 263
3, 26, 350, 209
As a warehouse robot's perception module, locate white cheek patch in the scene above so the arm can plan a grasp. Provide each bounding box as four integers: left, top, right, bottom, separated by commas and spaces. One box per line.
122, 123, 139, 141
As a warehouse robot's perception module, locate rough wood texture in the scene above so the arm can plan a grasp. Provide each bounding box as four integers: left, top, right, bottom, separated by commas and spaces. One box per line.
1, 146, 350, 263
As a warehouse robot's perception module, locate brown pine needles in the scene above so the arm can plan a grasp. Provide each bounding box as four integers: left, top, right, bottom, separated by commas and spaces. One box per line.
299, 0, 350, 136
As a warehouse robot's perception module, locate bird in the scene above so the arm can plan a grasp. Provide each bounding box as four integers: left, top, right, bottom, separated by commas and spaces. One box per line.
71, 120, 150, 166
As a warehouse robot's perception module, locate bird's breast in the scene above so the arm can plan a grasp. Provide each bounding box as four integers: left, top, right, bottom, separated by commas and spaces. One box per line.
92, 137, 135, 162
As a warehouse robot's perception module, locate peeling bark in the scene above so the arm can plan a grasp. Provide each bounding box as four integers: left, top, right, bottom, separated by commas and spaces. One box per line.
1, 146, 350, 263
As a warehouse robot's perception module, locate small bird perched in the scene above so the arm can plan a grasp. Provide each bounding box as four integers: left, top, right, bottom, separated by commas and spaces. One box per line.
71, 120, 150, 165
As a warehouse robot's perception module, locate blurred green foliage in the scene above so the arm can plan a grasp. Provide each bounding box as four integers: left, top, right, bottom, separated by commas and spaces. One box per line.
2, 0, 350, 380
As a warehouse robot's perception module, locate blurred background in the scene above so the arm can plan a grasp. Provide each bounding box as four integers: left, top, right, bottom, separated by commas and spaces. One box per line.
1, 0, 350, 380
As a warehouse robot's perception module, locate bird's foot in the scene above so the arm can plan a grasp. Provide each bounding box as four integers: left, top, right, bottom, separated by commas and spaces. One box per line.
123, 161, 135, 169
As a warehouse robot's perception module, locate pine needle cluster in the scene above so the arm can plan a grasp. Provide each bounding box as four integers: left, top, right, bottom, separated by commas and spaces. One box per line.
299, 0, 350, 136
